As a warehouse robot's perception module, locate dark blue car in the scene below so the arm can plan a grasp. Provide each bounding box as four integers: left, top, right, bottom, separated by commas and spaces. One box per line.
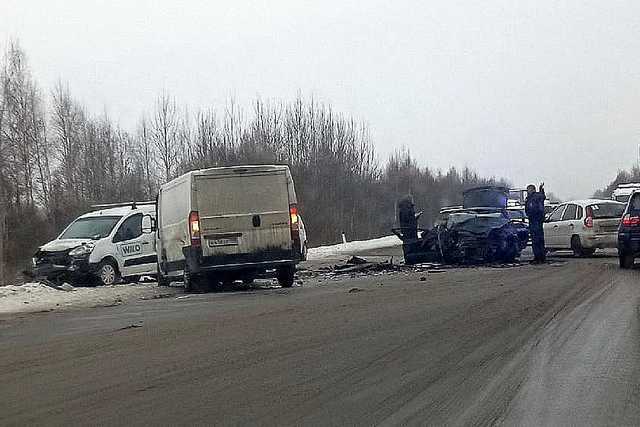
618, 190, 640, 268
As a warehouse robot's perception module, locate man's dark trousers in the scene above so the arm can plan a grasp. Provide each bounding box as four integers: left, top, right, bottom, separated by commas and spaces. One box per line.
530, 220, 546, 262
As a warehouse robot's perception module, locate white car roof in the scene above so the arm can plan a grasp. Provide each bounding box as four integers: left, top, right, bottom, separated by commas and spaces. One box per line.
559, 199, 624, 207
79, 204, 155, 218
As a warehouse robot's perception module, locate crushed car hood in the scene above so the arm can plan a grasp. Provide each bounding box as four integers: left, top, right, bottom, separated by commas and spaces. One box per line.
39, 239, 93, 252
446, 212, 510, 235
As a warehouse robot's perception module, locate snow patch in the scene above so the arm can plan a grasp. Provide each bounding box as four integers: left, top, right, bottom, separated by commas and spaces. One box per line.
0, 282, 177, 315
307, 235, 402, 260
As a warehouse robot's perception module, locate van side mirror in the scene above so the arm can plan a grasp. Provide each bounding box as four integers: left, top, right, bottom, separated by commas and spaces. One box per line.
142, 214, 157, 234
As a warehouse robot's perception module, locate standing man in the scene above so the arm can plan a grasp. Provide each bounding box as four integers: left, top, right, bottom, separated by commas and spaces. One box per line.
525, 183, 547, 264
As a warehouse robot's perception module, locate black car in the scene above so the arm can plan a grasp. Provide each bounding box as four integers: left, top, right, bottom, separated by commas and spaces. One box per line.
617, 190, 640, 268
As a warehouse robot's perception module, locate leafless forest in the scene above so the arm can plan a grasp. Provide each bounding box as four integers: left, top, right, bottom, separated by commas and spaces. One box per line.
0, 41, 506, 280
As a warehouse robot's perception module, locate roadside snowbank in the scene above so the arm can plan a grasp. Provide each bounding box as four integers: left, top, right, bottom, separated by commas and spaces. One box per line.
307, 235, 402, 260
0, 282, 179, 315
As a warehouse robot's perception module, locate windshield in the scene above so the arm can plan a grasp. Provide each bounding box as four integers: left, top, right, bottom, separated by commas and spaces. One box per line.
59, 216, 122, 239
589, 203, 624, 219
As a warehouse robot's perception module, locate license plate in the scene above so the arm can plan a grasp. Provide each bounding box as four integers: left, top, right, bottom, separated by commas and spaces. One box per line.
208, 237, 239, 247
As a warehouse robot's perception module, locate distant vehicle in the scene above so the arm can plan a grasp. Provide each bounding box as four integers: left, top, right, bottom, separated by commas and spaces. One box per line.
506, 207, 528, 225
544, 199, 625, 256
508, 188, 528, 207
463, 186, 509, 210
611, 183, 640, 203
32, 202, 157, 285
617, 190, 640, 268
156, 165, 303, 291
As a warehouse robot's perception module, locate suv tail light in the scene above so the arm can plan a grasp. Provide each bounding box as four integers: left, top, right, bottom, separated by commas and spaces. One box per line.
584, 206, 594, 228
290, 204, 300, 241
189, 211, 201, 246
622, 213, 640, 227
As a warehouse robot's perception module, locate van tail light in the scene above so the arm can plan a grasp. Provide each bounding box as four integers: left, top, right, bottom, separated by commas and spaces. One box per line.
189, 211, 201, 246
290, 204, 300, 240
584, 207, 594, 228
622, 213, 640, 227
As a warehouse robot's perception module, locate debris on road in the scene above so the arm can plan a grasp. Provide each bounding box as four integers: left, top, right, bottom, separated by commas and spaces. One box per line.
348, 287, 363, 293
346, 256, 368, 265
118, 323, 143, 331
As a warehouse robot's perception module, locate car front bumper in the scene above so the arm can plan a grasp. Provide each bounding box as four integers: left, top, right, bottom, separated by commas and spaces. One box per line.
33, 256, 94, 280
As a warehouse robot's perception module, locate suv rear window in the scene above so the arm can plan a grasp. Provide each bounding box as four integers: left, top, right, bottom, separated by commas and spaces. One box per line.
589, 203, 624, 219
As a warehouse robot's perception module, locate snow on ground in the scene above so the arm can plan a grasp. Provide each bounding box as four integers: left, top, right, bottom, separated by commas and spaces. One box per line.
0, 236, 402, 315
307, 235, 402, 260
0, 282, 179, 315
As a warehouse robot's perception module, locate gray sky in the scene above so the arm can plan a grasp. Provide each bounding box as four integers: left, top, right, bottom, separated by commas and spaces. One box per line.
3, 0, 640, 199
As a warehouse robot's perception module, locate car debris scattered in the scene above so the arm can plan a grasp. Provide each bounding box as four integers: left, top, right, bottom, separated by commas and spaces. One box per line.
393, 186, 530, 265
118, 323, 143, 331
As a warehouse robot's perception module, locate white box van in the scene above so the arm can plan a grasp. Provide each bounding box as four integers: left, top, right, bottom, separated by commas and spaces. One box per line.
32, 203, 157, 285
156, 165, 303, 291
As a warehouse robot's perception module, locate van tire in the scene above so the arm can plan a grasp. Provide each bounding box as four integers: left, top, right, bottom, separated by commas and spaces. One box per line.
157, 267, 170, 287
301, 244, 308, 261
183, 267, 205, 293
277, 265, 295, 288
96, 260, 119, 286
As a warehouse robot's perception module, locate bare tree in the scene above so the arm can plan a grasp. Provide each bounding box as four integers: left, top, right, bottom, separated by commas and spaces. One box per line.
152, 92, 179, 181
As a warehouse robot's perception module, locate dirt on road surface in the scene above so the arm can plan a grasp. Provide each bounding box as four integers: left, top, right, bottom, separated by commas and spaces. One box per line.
1, 254, 639, 426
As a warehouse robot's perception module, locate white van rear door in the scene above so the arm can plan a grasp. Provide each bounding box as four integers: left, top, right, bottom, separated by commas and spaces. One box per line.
195, 170, 292, 260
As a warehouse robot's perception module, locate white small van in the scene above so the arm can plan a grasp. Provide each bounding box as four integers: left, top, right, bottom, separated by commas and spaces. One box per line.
156, 165, 303, 291
32, 203, 157, 285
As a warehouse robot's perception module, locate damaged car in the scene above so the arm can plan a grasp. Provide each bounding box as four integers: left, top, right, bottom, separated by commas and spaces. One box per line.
32, 202, 157, 285
393, 186, 529, 265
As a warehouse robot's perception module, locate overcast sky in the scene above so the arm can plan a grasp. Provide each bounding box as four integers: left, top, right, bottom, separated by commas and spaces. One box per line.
3, 0, 640, 199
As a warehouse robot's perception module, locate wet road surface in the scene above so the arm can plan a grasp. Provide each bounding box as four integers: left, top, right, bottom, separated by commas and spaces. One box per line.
1, 253, 639, 426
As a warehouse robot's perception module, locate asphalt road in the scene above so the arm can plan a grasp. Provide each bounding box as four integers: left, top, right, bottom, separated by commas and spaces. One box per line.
1, 251, 639, 426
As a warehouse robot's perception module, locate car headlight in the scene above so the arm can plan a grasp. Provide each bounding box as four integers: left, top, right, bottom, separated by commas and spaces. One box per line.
69, 243, 95, 257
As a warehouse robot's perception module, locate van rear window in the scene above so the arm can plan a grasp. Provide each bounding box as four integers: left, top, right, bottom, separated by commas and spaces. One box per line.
589, 203, 624, 219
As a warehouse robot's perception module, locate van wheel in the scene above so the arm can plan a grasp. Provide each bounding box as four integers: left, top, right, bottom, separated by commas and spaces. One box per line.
301, 244, 308, 261
157, 267, 171, 287
620, 252, 634, 269
571, 236, 586, 257
277, 265, 295, 288
183, 267, 205, 293
96, 260, 119, 286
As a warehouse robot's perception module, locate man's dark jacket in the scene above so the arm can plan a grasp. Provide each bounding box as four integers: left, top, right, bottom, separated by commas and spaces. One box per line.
525, 190, 546, 223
